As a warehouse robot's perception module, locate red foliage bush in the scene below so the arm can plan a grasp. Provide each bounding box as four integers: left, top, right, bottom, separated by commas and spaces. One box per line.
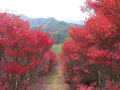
61, 0, 120, 89
0, 13, 57, 90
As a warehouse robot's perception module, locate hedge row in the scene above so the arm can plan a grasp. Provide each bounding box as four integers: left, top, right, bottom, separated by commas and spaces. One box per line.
0, 13, 57, 90
61, 0, 120, 90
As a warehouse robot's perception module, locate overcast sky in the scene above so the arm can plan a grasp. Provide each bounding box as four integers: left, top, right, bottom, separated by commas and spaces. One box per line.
0, 0, 87, 21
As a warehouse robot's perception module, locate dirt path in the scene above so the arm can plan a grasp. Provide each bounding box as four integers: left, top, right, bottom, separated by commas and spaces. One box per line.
28, 62, 71, 90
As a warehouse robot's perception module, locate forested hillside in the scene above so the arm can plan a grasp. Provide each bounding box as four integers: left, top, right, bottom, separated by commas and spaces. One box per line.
18, 14, 84, 44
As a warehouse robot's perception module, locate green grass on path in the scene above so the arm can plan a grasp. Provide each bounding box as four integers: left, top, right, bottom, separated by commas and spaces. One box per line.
28, 62, 71, 90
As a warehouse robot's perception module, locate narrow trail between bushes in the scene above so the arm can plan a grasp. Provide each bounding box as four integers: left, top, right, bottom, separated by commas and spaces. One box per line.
28, 60, 71, 90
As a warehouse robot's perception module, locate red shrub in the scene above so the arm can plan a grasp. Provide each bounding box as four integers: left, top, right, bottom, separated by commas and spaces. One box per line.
61, 0, 120, 89
0, 13, 56, 90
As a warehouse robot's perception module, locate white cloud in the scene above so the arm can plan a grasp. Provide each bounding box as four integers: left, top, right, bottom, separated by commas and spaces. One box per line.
0, 0, 87, 21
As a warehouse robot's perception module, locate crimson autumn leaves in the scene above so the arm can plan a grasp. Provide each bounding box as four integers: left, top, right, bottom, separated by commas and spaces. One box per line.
0, 13, 57, 90
0, 0, 120, 90
61, 0, 120, 90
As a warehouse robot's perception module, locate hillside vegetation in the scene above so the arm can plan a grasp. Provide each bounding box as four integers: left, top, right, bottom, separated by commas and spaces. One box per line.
19, 14, 84, 44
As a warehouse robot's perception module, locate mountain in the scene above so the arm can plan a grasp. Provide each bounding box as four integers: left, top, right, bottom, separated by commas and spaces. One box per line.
18, 14, 84, 44
63, 19, 85, 25
18, 14, 30, 20
29, 17, 70, 44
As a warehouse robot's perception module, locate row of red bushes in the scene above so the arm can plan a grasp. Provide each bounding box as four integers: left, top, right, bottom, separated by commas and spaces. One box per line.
0, 13, 57, 90
61, 0, 120, 90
